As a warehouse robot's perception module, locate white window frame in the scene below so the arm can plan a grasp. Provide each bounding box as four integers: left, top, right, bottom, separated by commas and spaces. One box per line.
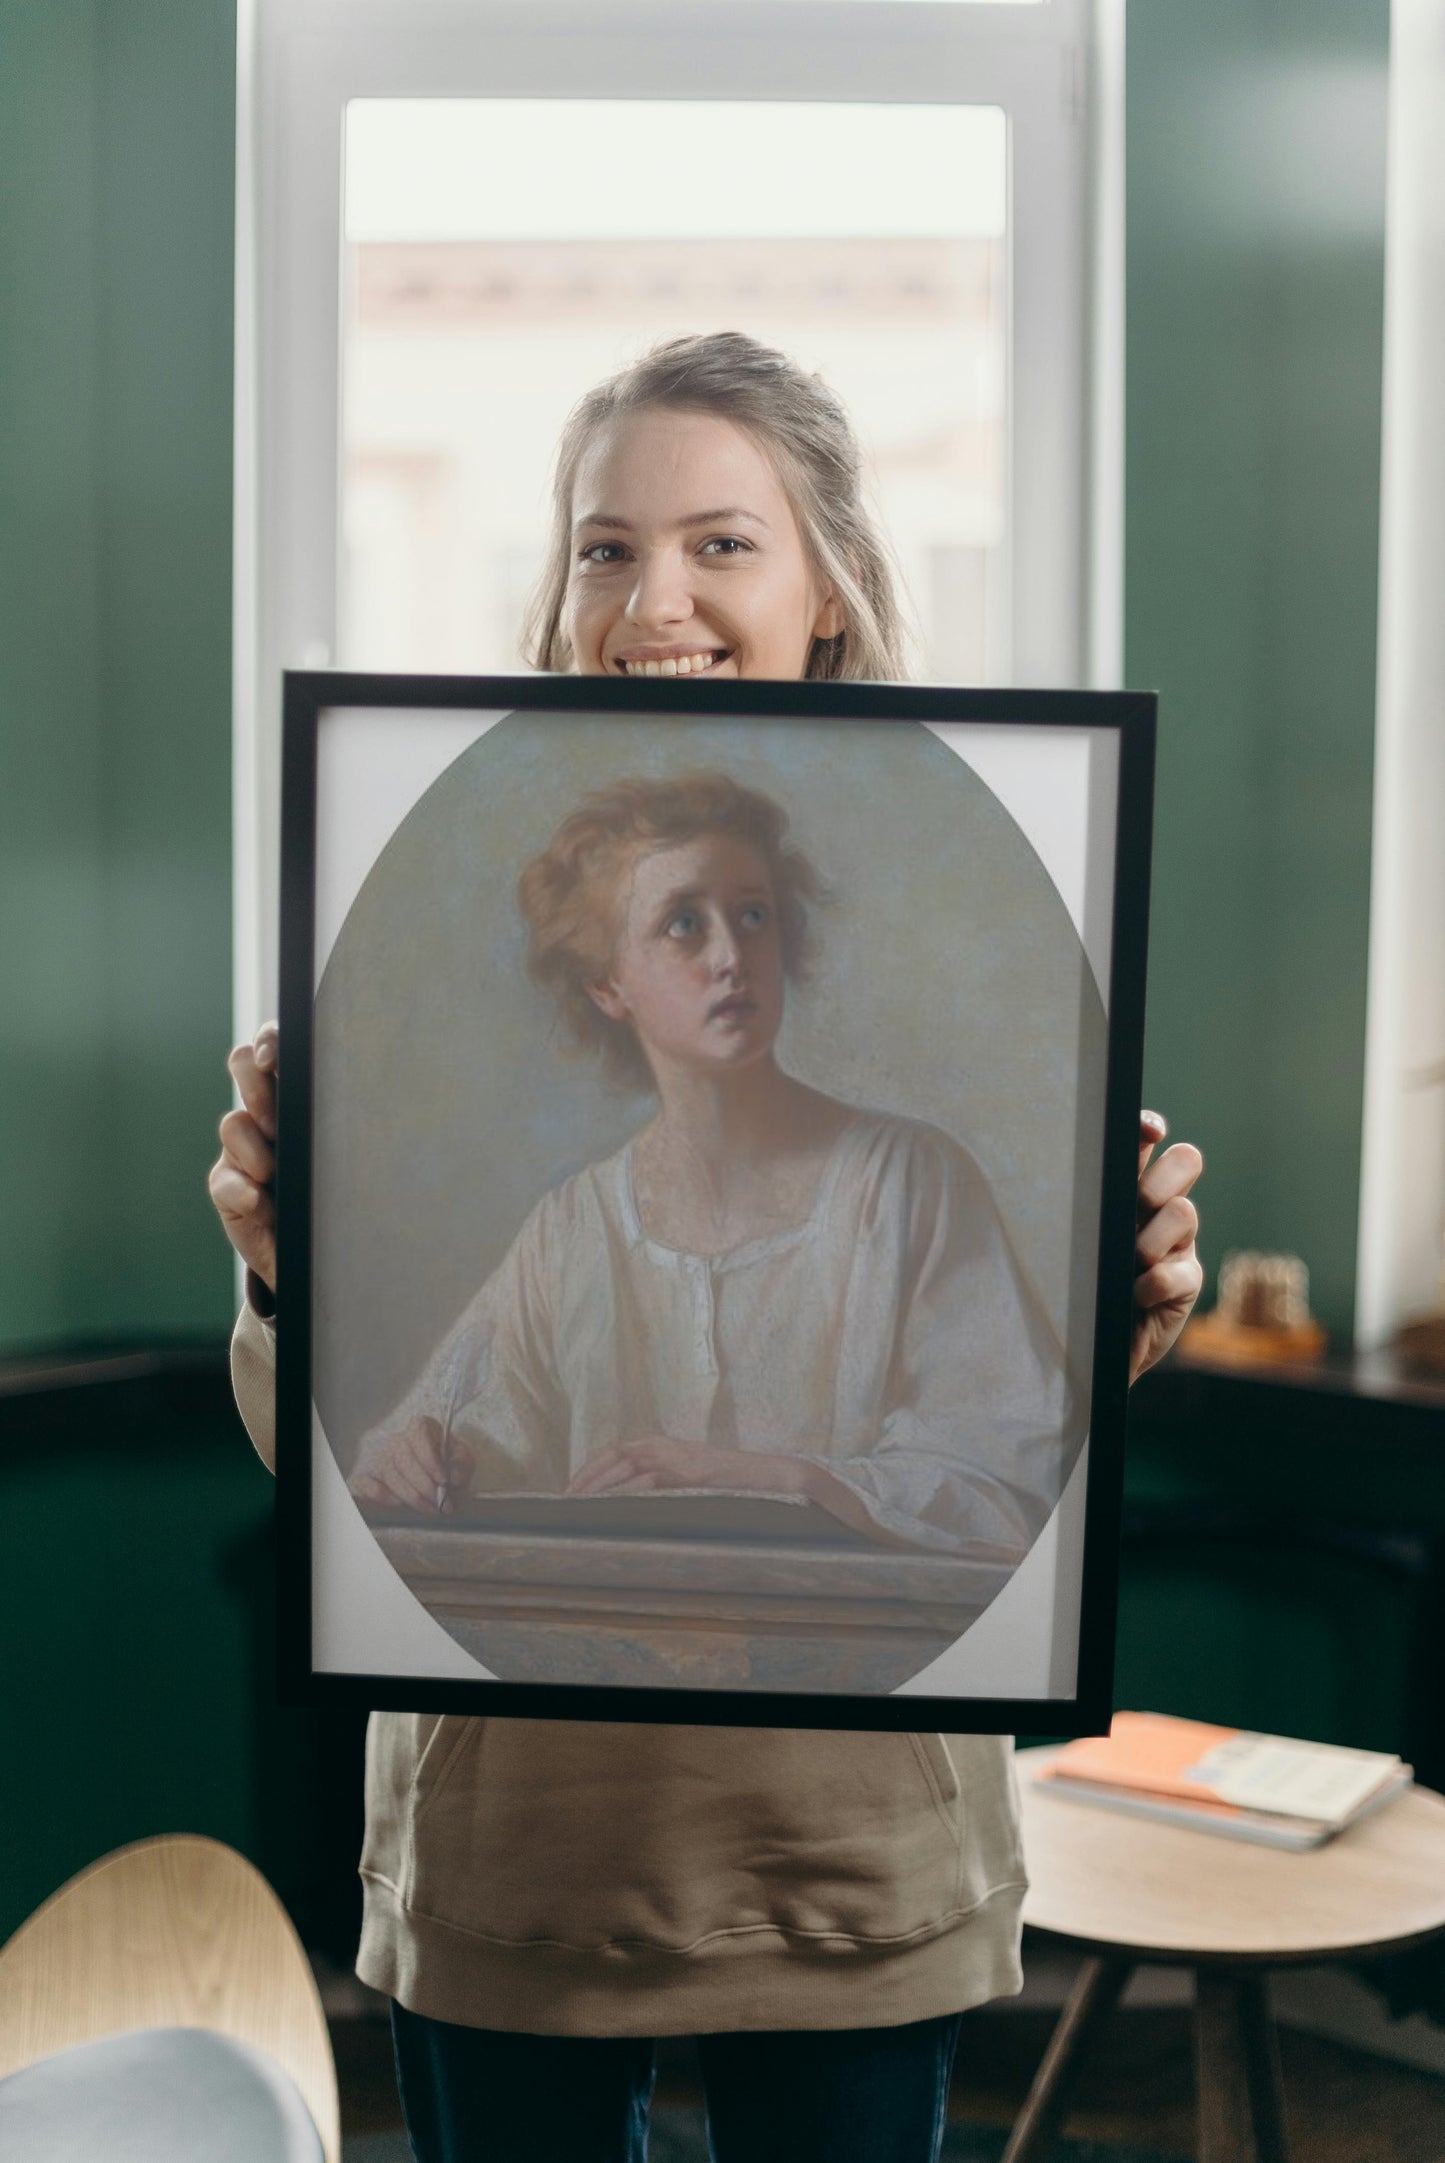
1355, 0, 1445, 1350
234, 0, 1122, 1028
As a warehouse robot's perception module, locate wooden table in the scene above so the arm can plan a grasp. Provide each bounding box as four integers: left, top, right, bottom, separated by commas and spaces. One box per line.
1009, 1746, 1445, 2163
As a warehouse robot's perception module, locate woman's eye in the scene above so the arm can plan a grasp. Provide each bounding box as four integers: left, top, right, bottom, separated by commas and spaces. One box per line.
666, 910, 701, 939
738, 905, 769, 931
579, 541, 627, 566
699, 536, 751, 558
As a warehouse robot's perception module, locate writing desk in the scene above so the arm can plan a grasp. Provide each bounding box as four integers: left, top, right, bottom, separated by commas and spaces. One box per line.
1008, 1745, 1445, 2163
370, 1508, 1010, 1692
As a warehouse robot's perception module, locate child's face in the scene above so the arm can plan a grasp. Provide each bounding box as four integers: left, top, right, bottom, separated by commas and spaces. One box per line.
587, 834, 785, 1081
563, 408, 842, 682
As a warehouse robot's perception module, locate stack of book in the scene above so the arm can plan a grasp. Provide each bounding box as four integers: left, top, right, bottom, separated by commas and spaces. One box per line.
1034, 1712, 1412, 1850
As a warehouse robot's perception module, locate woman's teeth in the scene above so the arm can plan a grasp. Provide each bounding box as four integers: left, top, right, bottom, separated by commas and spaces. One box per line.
621, 652, 725, 678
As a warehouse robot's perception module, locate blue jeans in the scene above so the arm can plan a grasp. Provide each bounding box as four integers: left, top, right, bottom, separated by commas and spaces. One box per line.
390, 2001, 965, 2163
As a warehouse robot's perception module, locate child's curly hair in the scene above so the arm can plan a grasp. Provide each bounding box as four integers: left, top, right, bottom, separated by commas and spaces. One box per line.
518, 770, 824, 1091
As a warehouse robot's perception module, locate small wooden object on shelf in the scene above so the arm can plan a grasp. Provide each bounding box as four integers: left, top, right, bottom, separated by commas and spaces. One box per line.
1179, 1250, 1327, 1370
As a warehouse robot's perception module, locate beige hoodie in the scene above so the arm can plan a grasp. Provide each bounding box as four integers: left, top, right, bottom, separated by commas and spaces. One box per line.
234, 1301, 1027, 2035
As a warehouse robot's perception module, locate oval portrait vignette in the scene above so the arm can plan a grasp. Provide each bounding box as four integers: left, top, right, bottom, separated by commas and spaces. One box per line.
310, 707, 1106, 1698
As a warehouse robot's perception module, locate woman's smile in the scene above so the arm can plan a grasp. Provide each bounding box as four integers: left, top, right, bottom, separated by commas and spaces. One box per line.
614, 645, 733, 678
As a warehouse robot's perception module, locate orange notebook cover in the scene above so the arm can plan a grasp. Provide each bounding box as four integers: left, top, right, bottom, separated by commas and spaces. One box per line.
1049, 1712, 1241, 1800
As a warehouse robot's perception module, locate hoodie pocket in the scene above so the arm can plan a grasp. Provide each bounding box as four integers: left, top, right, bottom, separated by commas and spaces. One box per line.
393, 1719, 1009, 1952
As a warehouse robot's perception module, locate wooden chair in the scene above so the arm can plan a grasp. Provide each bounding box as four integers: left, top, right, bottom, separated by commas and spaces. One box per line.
0, 1834, 340, 2163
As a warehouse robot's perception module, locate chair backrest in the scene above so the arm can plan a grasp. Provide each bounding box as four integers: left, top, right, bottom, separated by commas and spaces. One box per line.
0, 1834, 340, 2163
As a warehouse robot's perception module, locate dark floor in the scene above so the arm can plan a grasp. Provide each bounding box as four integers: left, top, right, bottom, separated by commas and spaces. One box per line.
332, 1999, 1445, 2162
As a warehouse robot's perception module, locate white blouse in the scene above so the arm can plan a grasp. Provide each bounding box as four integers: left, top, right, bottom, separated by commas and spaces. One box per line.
355, 1114, 1081, 1558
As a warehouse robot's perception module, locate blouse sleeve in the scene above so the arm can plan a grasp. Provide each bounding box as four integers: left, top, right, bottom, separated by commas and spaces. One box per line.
814, 1126, 1083, 1558
350, 1194, 568, 1497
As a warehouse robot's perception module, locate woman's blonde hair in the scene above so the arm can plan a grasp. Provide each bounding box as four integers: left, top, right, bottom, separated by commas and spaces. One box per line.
518, 770, 824, 1091
521, 331, 913, 683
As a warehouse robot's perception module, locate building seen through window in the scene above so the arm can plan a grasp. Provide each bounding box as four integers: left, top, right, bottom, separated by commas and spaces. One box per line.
339, 100, 1008, 684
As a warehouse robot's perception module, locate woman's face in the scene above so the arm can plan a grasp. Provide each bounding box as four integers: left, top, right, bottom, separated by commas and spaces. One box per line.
563, 408, 842, 681
587, 833, 785, 1080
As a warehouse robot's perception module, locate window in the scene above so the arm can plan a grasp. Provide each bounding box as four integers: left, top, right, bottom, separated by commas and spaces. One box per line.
236, 0, 1117, 1021
340, 99, 1008, 681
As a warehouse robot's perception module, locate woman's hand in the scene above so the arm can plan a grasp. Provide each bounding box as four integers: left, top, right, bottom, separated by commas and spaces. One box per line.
567, 1438, 809, 1499
351, 1416, 468, 1515
1131, 1111, 1204, 1383
208, 1021, 279, 1295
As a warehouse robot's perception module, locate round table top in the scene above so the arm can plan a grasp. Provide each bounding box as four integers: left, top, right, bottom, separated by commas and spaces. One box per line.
1017, 1746, 1445, 1965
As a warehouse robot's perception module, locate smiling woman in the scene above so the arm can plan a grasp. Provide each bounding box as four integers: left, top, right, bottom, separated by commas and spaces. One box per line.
216, 318, 1197, 2163
565, 412, 842, 682
523, 331, 908, 682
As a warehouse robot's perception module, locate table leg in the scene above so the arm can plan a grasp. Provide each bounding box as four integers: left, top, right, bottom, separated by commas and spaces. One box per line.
1000, 1955, 1131, 2163
1195, 1969, 1289, 2163
1238, 1972, 1289, 2163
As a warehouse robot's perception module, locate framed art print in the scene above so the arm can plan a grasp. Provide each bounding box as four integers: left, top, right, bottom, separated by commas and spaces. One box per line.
276, 673, 1155, 1733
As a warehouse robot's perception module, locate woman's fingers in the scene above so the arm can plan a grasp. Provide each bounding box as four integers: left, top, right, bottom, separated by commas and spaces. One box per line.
1137, 1109, 1168, 1178
206, 1156, 277, 1287
1135, 1191, 1199, 1271
208, 1156, 265, 1221
227, 1023, 279, 1138
1135, 1252, 1204, 1314
1127, 1123, 1204, 1380
1138, 1140, 1204, 1218
212, 1023, 281, 1289
217, 1107, 274, 1187
209, 1106, 276, 1288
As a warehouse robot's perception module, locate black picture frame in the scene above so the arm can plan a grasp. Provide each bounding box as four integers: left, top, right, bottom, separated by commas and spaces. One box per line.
277, 671, 1155, 1734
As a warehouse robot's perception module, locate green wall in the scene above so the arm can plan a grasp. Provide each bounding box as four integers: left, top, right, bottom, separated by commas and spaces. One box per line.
1128, 0, 1390, 1339
0, 0, 236, 1353
1, 1397, 272, 1943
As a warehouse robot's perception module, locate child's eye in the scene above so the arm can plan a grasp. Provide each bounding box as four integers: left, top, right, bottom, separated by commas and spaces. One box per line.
738, 904, 769, 931
699, 536, 751, 558
666, 909, 702, 939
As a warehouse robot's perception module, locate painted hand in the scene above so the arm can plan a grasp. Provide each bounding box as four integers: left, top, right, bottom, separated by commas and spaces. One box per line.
351, 1416, 467, 1515
566, 1437, 806, 1498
